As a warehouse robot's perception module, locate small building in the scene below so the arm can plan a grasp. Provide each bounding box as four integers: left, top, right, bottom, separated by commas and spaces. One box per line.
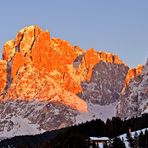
89, 136, 110, 148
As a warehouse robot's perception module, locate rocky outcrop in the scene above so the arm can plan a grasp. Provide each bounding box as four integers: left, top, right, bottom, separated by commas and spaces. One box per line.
2, 40, 15, 61
0, 100, 77, 134
80, 61, 129, 105
0, 60, 7, 94
124, 64, 143, 87
117, 61, 148, 119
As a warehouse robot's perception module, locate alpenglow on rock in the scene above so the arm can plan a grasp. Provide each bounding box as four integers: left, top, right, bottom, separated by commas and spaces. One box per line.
0, 25, 143, 138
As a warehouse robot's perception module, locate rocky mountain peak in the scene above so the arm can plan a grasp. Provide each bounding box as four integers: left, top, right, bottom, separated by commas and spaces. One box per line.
0, 25, 127, 105
0, 25, 141, 136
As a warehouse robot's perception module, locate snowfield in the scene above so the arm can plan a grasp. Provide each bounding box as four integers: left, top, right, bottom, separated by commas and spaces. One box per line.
0, 115, 45, 141
76, 102, 117, 123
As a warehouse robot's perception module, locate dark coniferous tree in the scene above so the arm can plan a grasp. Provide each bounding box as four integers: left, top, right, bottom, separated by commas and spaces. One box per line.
126, 130, 135, 148
106, 118, 113, 137
145, 130, 148, 147
139, 131, 144, 148
112, 137, 126, 148
143, 130, 148, 148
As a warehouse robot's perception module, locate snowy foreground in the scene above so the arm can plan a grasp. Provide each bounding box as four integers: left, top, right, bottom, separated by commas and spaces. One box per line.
93, 127, 148, 148
119, 128, 148, 148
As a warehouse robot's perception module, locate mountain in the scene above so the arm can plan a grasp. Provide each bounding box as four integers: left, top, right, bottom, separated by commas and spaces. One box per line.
0, 25, 145, 138
117, 60, 148, 119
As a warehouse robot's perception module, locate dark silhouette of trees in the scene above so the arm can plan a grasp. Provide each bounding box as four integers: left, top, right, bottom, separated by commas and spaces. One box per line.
112, 137, 126, 148
138, 130, 148, 148
0, 116, 147, 148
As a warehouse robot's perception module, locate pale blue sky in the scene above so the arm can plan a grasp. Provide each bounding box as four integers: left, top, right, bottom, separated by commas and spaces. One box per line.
0, 0, 148, 67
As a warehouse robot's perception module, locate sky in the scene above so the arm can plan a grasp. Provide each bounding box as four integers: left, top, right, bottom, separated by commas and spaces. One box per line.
0, 0, 148, 67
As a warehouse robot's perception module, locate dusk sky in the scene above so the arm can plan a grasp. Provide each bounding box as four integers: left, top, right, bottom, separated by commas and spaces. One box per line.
0, 0, 147, 67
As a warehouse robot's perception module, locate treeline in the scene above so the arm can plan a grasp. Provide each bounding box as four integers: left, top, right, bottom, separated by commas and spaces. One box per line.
0, 116, 147, 148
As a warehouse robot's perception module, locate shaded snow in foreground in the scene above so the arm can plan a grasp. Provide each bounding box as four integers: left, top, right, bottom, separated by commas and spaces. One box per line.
119, 128, 148, 148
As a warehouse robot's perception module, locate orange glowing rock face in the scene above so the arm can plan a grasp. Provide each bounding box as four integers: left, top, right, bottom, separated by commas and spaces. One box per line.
113, 55, 124, 64
125, 64, 143, 86
32, 31, 51, 70
11, 52, 25, 78
0, 25, 129, 112
136, 64, 143, 75
84, 48, 99, 81
106, 53, 113, 63
0, 60, 7, 94
98, 52, 124, 65
2, 40, 15, 61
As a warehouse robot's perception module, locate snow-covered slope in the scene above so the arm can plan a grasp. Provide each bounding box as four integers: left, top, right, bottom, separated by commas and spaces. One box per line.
0, 115, 45, 140
0, 100, 76, 139
0, 100, 117, 139
76, 102, 117, 123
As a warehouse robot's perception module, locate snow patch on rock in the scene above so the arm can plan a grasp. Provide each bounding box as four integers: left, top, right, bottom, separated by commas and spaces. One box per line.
76, 102, 117, 123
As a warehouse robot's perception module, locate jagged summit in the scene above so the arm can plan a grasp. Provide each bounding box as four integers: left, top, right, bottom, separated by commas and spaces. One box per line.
2, 25, 125, 70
